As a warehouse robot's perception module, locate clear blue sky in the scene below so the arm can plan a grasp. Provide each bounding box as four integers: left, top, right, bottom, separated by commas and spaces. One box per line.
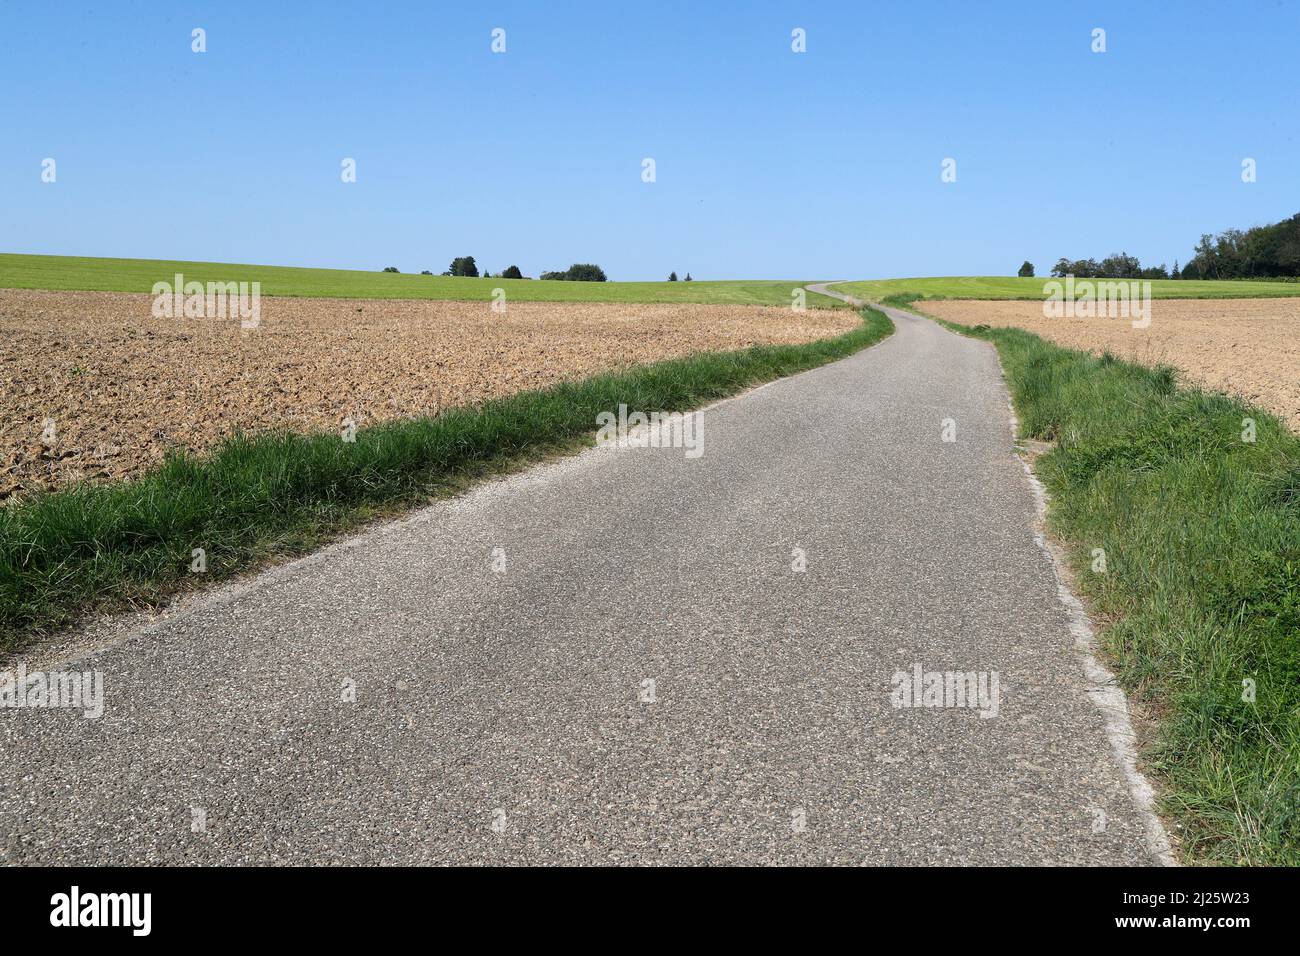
2, 0, 1297, 280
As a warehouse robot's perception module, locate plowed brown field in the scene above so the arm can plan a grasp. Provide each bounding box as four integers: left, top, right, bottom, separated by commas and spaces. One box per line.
1, 289, 857, 497
925, 298, 1300, 430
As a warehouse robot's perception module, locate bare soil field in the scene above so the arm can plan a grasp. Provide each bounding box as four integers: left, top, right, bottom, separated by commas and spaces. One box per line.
1, 289, 857, 498
925, 298, 1300, 431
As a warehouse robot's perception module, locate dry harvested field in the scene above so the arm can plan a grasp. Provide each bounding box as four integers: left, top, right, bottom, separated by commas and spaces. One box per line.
1, 288, 857, 497
925, 298, 1300, 431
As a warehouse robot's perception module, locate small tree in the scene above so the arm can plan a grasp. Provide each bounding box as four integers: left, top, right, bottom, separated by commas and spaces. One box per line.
684, 273, 693, 281
383, 266, 400, 273
448, 256, 479, 277
501, 265, 523, 279
668, 271, 678, 281
1017, 260, 1035, 278
420, 270, 432, 275
1171, 259, 1180, 279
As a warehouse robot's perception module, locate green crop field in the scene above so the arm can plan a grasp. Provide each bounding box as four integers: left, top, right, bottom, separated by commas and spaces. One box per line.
833, 275, 1300, 303
0, 253, 847, 309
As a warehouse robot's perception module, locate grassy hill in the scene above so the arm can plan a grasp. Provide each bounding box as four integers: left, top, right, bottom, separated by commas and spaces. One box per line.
834, 275, 1300, 303
0, 254, 847, 308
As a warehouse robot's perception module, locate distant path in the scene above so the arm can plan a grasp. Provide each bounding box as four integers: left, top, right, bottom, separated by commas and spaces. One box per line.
805, 280, 868, 307
0, 291, 1168, 864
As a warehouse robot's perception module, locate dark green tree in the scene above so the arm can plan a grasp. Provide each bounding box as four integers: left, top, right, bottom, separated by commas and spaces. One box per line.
540, 264, 607, 281
448, 256, 479, 277
566, 263, 607, 282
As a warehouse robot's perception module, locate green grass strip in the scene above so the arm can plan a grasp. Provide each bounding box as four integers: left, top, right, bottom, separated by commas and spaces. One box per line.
0, 307, 892, 652
939, 317, 1300, 866
0, 253, 850, 309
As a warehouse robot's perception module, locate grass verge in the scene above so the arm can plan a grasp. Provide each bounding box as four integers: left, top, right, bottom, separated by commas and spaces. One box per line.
0, 307, 892, 654
938, 316, 1300, 865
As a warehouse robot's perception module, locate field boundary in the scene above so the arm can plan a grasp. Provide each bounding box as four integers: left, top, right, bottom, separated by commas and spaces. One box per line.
0, 253, 850, 308
831, 275, 1300, 303
0, 307, 893, 654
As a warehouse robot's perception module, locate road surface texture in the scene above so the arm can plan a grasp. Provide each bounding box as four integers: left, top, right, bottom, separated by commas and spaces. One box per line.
0, 294, 1168, 865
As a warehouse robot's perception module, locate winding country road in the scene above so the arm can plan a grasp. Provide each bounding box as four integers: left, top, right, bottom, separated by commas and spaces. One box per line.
0, 292, 1169, 865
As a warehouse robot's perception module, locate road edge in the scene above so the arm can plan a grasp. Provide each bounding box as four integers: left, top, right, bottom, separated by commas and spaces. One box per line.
816, 282, 1178, 867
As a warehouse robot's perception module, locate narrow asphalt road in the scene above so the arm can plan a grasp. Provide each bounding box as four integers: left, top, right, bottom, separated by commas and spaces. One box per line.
1, 294, 1166, 865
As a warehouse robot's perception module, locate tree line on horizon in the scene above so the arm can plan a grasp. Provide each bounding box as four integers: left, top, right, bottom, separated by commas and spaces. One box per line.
382, 257, 609, 281
1018, 211, 1300, 281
